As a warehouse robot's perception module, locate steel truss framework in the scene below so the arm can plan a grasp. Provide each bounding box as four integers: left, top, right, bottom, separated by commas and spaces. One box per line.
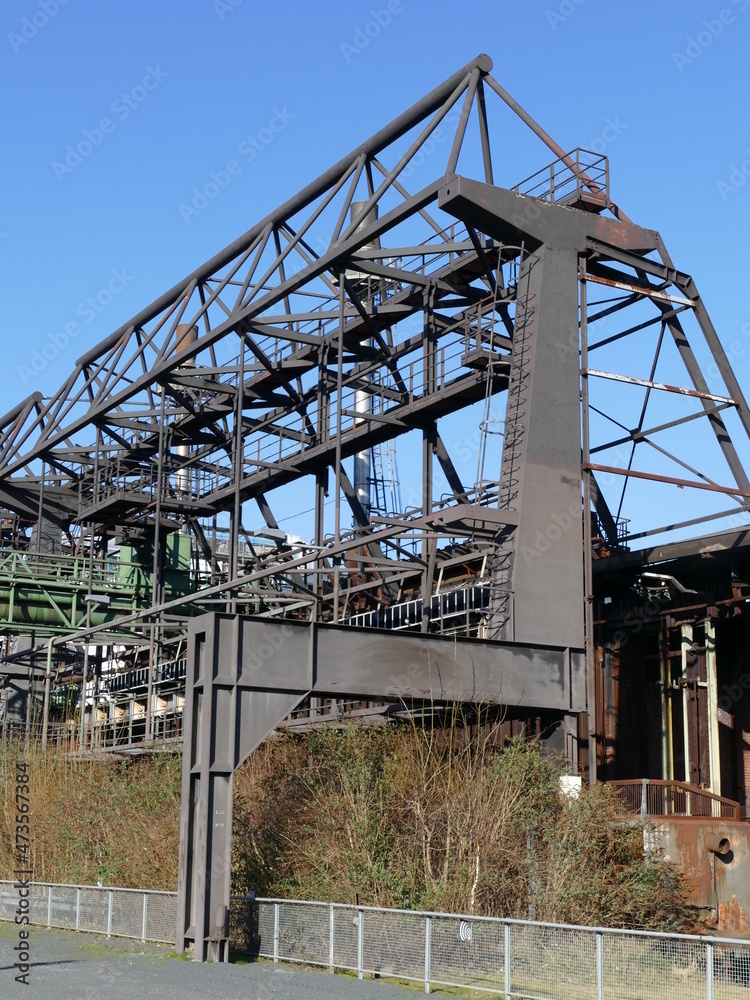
1, 54, 750, 957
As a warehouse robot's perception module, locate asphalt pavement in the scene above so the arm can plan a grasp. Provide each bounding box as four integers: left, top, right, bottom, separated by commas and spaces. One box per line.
0, 923, 425, 1000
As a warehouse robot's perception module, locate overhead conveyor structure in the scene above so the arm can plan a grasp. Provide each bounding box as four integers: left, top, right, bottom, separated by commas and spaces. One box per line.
2, 54, 750, 953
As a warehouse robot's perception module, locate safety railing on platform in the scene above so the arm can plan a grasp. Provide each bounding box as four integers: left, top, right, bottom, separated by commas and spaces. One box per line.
4, 883, 750, 998
6, 707, 184, 752
610, 778, 741, 821
511, 147, 610, 209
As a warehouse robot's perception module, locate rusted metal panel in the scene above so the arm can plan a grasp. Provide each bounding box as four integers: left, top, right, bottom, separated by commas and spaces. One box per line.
654, 819, 750, 933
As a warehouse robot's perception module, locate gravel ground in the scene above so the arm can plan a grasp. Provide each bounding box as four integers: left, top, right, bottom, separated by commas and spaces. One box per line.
0, 924, 424, 1000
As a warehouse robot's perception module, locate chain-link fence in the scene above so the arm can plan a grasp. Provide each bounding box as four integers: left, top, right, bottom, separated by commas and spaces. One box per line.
3, 882, 750, 998
0, 881, 176, 944
230, 897, 750, 999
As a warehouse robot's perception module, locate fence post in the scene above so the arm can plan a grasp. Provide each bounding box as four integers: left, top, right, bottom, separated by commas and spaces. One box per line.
706, 940, 714, 1000
424, 915, 431, 994
273, 902, 279, 963
47, 885, 52, 928
596, 931, 603, 1000
357, 908, 364, 980
329, 903, 335, 974
76, 887, 80, 931
107, 890, 113, 938
504, 922, 510, 999
142, 892, 148, 943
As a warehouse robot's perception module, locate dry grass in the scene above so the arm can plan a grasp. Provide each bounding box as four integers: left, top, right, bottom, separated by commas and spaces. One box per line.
0, 741, 181, 888
0, 721, 693, 931
232, 715, 693, 930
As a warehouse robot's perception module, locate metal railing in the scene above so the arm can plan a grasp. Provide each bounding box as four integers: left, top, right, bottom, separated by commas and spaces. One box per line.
232, 897, 750, 998
610, 778, 742, 821
0, 881, 176, 944
511, 147, 610, 209
4, 882, 750, 998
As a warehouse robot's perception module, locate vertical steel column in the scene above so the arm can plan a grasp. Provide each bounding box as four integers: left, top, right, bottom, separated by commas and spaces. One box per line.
422, 287, 436, 565
35, 460, 45, 555
175, 615, 308, 960
329, 903, 335, 973
492, 245, 585, 651
580, 259, 596, 780
660, 622, 674, 781
146, 389, 167, 742
681, 623, 693, 784
313, 342, 329, 620
705, 617, 721, 796
229, 341, 245, 614
504, 921, 510, 998
357, 908, 364, 979
312, 470, 327, 622
421, 539, 437, 633
41, 639, 51, 750
79, 525, 95, 749
424, 915, 431, 994
333, 275, 345, 621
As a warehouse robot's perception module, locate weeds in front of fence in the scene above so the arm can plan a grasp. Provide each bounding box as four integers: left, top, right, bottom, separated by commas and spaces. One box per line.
232, 715, 693, 931
0, 742, 181, 888
0, 718, 693, 931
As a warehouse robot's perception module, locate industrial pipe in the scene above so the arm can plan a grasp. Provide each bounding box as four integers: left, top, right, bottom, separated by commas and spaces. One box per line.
705, 833, 730, 856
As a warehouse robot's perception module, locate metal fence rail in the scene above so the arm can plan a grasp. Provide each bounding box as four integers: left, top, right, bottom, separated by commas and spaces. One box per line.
0, 881, 177, 944
609, 778, 741, 821
231, 897, 750, 1000
3, 882, 750, 998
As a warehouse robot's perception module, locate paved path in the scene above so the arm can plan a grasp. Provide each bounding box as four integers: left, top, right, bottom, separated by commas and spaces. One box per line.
0, 924, 421, 1000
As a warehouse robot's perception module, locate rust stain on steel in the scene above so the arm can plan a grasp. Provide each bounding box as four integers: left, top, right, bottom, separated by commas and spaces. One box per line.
657, 819, 750, 932
584, 463, 750, 500
583, 271, 694, 307
582, 368, 735, 405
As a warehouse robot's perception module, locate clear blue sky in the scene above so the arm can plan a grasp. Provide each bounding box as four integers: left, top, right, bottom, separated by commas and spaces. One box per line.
1, 0, 749, 540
